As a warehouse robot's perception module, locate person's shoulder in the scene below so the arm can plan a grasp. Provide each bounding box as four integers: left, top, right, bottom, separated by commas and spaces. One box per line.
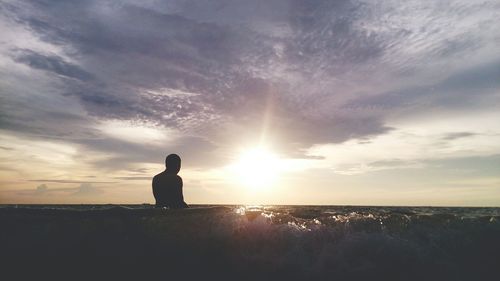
153, 171, 166, 179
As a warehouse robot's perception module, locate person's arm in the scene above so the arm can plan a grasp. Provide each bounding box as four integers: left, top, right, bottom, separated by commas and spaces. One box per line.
152, 176, 159, 206
178, 176, 188, 208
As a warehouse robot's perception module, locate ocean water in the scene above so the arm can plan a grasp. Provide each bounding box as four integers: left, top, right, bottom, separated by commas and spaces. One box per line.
1, 205, 499, 280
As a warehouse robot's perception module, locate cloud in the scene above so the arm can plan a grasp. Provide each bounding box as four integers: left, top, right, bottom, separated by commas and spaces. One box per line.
427, 154, 500, 176
14, 49, 93, 81
28, 179, 115, 184
77, 134, 220, 170
343, 59, 500, 118
2, 1, 390, 142
14, 183, 104, 198
16, 184, 73, 196
441, 132, 478, 141
35, 184, 48, 195
113, 177, 151, 181
0, 0, 499, 173
71, 183, 102, 196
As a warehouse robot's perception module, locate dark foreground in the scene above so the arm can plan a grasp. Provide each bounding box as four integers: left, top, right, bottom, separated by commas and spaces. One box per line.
1, 205, 500, 280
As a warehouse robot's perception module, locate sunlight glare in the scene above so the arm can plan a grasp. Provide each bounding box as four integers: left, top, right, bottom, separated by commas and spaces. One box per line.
230, 147, 281, 189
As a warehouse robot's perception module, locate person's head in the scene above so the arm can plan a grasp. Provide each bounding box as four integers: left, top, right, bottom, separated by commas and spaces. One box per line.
165, 154, 181, 174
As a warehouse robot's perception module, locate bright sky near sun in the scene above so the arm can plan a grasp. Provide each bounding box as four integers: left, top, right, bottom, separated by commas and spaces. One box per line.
1, 0, 500, 206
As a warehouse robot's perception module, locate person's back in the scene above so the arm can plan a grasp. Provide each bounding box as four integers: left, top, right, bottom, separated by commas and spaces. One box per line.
152, 154, 188, 208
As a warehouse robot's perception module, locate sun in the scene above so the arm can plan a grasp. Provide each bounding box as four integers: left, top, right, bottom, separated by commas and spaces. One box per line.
230, 147, 281, 189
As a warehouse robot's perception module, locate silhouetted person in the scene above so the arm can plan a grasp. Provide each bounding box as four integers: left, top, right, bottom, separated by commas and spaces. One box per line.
152, 154, 188, 209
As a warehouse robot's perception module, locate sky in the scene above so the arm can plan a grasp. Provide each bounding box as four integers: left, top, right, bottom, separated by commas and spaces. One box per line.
1, 0, 499, 206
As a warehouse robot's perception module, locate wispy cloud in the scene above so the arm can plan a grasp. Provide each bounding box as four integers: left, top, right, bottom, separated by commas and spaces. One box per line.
16, 183, 103, 197
71, 183, 103, 196
113, 177, 151, 181
441, 132, 478, 141
28, 179, 116, 184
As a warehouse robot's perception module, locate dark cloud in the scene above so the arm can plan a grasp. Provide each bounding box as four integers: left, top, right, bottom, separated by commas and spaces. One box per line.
344, 60, 500, 112
14, 49, 93, 81
285, 0, 383, 70
442, 132, 478, 141
6, 0, 387, 138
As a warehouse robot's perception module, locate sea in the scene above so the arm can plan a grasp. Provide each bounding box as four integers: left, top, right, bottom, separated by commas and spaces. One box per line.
1, 204, 499, 280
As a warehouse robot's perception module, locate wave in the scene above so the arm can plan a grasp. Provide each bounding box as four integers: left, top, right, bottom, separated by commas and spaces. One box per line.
1, 205, 499, 280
